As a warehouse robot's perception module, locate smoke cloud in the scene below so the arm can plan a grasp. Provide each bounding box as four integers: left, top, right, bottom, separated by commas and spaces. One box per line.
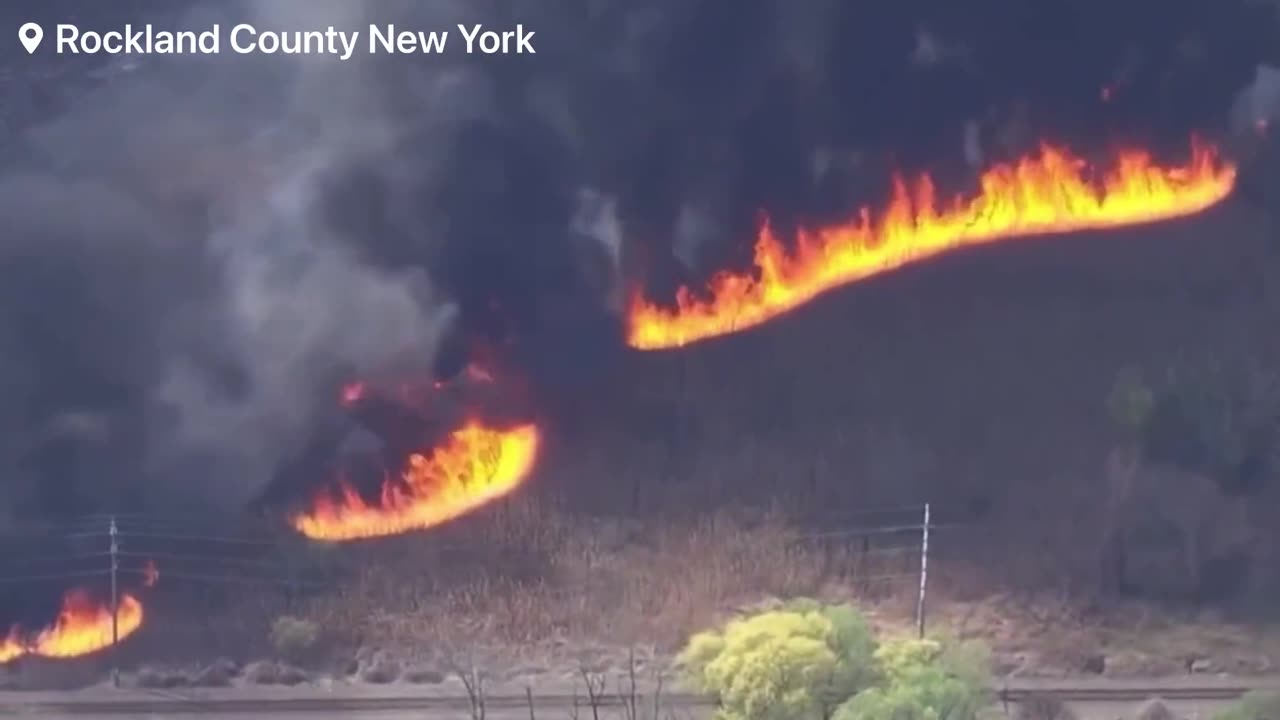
1233, 64, 1280, 131
0, 0, 473, 519
0, 0, 1275, 522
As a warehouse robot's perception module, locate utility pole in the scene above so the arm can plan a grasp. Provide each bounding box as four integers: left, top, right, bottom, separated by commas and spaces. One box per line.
109, 516, 119, 688
915, 503, 930, 639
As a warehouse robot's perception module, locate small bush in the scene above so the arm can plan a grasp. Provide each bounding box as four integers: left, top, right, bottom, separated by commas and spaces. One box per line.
243, 660, 280, 685
832, 637, 991, 720
269, 616, 319, 664
1215, 690, 1280, 720
677, 600, 878, 720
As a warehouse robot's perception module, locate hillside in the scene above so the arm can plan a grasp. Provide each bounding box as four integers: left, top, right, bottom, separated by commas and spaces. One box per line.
18, 197, 1264, 691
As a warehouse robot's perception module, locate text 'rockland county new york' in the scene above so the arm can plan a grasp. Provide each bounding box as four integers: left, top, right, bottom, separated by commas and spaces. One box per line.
51, 23, 536, 59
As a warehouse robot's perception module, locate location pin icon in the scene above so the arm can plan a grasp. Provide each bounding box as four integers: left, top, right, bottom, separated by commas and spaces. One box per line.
18, 23, 42, 54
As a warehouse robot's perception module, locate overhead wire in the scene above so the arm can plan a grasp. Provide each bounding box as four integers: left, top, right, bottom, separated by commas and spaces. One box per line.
0, 569, 111, 584
115, 550, 294, 571
114, 530, 279, 547
124, 568, 324, 588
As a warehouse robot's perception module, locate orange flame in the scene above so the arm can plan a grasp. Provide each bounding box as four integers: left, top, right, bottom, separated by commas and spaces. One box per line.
0, 590, 144, 662
0, 628, 22, 664
32, 591, 144, 659
292, 420, 541, 541
627, 138, 1236, 350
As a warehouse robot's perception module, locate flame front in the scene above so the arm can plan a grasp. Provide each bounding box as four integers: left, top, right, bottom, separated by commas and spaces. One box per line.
32, 591, 144, 658
0, 628, 22, 663
1, 590, 144, 662
627, 139, 1236, 350
292, 420, 541, 541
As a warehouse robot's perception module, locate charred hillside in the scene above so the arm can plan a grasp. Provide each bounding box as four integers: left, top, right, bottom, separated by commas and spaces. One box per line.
552, 196, 1280, 601
1, 0, 1280, 685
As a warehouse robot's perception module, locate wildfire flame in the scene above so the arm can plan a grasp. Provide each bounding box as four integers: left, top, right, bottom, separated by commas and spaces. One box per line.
627, 138, 1236, 350
292, 420, 541, 542
0, 628, 22, 664
32, 591, 144, 659
0, 589, 144, 663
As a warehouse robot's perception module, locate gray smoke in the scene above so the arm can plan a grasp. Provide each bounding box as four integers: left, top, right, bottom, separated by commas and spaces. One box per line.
1233, 64, 1280, 132
0, 0, 485, 519
0, 0, 1275, 522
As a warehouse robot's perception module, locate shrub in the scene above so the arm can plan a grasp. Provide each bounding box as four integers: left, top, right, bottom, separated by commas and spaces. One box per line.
832, 637, 991, 720
1214, 690, 1280, 720
1107, 357, 1280, 496
677, 600, 878, 720
1107, 367, 1155, 436
269, 616, 319, 664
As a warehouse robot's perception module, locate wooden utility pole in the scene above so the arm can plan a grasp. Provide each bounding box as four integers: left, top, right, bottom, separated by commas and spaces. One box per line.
109, 516, 119, 688
916, 503, 930, 639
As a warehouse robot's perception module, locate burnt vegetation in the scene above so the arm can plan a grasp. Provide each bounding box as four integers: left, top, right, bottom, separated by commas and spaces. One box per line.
1, 0, 1280, 686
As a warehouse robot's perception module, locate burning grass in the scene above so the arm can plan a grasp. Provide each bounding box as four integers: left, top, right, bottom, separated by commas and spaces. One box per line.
268, 206, 1280, 679
38, 202, 1280, 685
628, 138, 1235, 349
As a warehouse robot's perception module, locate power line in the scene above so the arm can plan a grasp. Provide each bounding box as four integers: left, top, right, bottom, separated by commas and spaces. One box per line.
113, 516, 276, 533
0, 550, 112, 566
0, 568, 110, 584
805, 503, 931, 519
801, 522, 970, 539
0, 518, 113, 533
126, 568, 323, 588
2, 514, 279, 540
62, 530, 112, 541
115, 531, 278, 547
115, 550, 292, 571
799, 545, 923, 558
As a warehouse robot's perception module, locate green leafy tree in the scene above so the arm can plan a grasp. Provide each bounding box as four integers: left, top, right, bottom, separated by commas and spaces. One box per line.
677, 600, 878, 720
832, 637, 990, 720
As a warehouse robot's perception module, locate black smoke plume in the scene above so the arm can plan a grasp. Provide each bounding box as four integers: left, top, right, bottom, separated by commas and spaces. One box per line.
0, 0, 1276, 524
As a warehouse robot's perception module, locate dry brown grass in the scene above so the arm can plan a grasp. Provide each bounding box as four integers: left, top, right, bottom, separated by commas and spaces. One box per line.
126, 488, 1277, 678
297, 496, 904, 662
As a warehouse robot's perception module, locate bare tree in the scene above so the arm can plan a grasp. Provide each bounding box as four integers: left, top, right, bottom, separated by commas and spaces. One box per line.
616, 648, 639, 720
652, 670, 666, 720
458, 666, 487, 720
567, 688, 580, 720
444, 649, 488, 720
578, 666, 607, 720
